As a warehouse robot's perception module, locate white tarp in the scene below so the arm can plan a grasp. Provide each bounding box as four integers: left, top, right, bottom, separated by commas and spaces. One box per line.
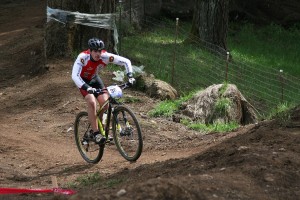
47, 6, 119, 52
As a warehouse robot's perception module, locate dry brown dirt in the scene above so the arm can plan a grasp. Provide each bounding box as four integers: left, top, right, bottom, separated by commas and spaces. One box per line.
0, 1, 299, 200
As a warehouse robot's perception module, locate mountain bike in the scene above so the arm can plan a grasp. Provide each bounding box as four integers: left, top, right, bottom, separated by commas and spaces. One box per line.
74, 82, 143, 164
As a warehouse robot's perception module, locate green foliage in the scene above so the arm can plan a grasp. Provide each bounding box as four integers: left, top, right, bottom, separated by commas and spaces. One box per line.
122, 18, 300, 116
149, 89, 239, 133
188, 121, 239, 133
180, 117, 191, 126
228, 23, 300, 76
105, 178, 123, 188
148, 100, 177, 117
180, 108, 239, 133
215, 83, 231, 116
77, 172, 102, 186
219, 82, 228, 96
148, 92, 195, 117
64, 173, 123, 189
268, 102, 295, 125
68, 172, 102, 187
121, 19, 212, 90
215, 97, 231, 116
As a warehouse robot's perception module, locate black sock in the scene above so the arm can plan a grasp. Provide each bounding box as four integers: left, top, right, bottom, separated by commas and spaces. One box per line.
93, 131, 100, 135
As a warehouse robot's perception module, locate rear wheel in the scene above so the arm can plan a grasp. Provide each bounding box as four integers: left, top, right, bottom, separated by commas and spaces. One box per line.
74, 112, 104, 164
112, 105, 143, 161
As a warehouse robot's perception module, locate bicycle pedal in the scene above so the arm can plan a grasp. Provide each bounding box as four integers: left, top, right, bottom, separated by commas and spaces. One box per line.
93, 135, 106, 145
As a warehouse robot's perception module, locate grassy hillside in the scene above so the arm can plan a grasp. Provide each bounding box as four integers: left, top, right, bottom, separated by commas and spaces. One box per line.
120, 18, 300, 114
228, 23, 300, 76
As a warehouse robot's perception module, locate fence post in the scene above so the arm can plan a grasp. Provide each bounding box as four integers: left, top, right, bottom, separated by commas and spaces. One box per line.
225, 51, 230, 82
171, 18, 179, 85
279, 69, 284, 103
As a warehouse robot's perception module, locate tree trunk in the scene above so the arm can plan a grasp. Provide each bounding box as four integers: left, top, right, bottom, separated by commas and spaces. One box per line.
189, 0, 229, 51
229, 0, 300, 27
46, 0, 115, 58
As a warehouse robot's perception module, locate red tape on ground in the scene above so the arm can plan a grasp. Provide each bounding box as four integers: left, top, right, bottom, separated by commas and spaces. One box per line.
0, 188, 76, 195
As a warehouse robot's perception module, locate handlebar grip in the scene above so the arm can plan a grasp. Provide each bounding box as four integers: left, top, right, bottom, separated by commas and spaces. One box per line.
87, 90, 94, 94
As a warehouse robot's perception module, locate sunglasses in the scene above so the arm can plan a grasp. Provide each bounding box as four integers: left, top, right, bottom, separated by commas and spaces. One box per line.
92, 49, 102, 53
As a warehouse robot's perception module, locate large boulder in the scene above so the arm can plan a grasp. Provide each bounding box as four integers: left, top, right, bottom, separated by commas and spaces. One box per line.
135, 74, 178, 100
180, 84, 257, 125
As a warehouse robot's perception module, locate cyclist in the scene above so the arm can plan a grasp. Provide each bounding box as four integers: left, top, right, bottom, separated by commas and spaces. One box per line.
72, 37, 135, 144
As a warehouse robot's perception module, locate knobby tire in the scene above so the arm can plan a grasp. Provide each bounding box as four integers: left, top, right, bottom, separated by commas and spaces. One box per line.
74, 111, 104, 164
112, 105, 143, 161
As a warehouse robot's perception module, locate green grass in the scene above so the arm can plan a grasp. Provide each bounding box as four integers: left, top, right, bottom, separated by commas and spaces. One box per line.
149, 83, 240, 133
267, 102, 295, 126
228, 23, 300, 76
121, 20, 216, 90
65, 172, 102, 188
215, 97, 231, 116
64, 172, 123, 189
120, 19, 300, 116
181, 117, 239, 133
105, 178, 124, 188
188, 121, 239, 133
122, 19, 300, 79
148, 92, 195, 117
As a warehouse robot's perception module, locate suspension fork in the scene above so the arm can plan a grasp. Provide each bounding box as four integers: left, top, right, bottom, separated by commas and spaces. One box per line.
122, 110, 130, 127
112, 106, 126, 133
104, 104, 112, 137
97, 117, 105, 136
96, 99, 110, 136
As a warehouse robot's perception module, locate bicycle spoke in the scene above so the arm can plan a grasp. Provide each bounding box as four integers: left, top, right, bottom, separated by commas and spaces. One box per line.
74, 112, 104, 163
113, 106, 143, 161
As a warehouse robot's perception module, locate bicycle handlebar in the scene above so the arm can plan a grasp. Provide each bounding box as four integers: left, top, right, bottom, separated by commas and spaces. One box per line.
93, 82, 132, 94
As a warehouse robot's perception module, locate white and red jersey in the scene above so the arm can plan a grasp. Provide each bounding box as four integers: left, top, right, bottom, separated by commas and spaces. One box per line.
72, 49, 133, 89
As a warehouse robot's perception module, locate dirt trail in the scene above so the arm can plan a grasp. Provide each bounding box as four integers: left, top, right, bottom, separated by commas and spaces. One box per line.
0, 1, 299, 200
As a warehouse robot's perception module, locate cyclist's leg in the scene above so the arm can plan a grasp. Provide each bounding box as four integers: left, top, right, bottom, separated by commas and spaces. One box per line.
79, 83, 98, 133
97, 93, 109, 120
91, 75, 109, 121
84, 94, 98, 132
80, 89, 105, 143
91, 76, 111, 141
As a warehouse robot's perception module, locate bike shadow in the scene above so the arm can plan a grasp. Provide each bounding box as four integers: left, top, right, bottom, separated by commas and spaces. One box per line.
8, 163, 95, 184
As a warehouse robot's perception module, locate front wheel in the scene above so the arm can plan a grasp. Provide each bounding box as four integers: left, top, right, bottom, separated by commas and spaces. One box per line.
112, 105, 143, 161
74, 112, 104, 164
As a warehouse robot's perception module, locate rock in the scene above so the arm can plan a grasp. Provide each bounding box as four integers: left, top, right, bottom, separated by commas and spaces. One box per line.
135, 74, 178, 100
180, 84, 257, 125
264, 173, 275, 182
116, 189, 126, 197
147, 80, 178, 100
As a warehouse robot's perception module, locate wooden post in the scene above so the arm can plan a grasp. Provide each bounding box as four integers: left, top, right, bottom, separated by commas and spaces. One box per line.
225, 51, 230, 82
171, 18, 179, 85
279, 69, 284, 103
51, 176, 58, 188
